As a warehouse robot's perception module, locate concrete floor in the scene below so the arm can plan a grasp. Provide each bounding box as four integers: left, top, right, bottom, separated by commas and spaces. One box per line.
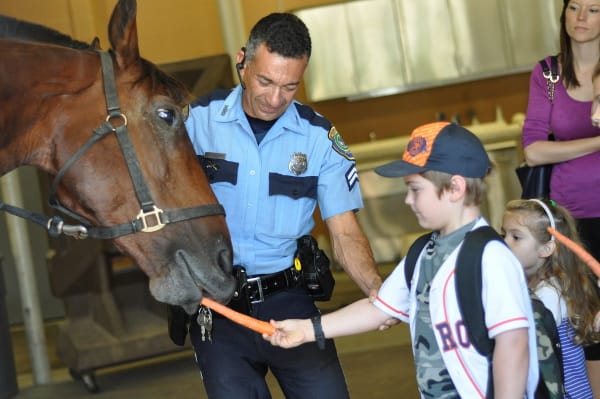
9, 265, 420, 398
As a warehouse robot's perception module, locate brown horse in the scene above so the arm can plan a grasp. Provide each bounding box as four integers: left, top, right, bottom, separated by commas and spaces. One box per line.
0, 0, 235, 313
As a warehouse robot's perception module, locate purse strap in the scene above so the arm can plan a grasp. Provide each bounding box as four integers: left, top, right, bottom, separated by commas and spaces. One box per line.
539, 56, 559, 102
539, 56, 559, 141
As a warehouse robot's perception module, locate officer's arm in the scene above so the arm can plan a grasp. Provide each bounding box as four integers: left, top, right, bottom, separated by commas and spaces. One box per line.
325, 210, 382, 297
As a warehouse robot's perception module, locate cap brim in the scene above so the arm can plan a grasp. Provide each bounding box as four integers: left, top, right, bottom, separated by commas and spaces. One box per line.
374, 159, 427, 177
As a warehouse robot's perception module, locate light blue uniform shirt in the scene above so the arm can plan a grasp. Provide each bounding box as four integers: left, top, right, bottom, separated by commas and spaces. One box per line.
186, 86, 363, 275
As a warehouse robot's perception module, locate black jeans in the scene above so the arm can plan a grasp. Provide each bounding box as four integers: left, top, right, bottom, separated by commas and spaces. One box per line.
576, 217, 600, 361
189, 287, 350, 399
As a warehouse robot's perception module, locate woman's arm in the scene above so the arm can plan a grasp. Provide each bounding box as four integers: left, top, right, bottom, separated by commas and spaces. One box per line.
524, 136, 600, 166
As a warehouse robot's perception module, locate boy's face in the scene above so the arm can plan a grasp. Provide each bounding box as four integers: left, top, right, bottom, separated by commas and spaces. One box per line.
500, 211, 547, 279
403, 173, 452, 234
592, 75, 600, 127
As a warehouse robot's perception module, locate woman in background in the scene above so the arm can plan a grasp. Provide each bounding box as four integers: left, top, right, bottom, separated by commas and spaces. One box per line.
522, 1, 600, 394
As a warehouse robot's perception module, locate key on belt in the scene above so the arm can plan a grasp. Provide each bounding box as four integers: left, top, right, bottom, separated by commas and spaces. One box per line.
197, 305, 212, 342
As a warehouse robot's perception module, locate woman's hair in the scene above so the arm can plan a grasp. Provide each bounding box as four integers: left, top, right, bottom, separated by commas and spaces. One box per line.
422, 169, 489, 206
559, 1, 578, 88
505, 198, 600, 344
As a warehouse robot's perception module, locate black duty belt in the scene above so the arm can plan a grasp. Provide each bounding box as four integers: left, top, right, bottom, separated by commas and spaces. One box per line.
245, 267, 301, 303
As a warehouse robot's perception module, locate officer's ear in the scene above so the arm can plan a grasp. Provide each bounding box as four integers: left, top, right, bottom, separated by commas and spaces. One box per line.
236, 47, 246, 89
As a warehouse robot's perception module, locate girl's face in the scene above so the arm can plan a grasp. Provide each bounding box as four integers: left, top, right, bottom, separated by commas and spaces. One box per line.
403, 174, 452, 234
501, 211, 548, 278
565, 0, 600, 43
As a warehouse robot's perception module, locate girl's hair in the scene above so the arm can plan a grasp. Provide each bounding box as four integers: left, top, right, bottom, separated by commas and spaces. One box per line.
505, 198, 600, 344
422, 169, 488, 206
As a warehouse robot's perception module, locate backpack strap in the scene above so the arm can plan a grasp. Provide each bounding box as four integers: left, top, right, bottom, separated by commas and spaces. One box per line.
455, 225, 505, 399
456, 226, 504, 356
529, 292, 566, 398
404, 232, 433, 290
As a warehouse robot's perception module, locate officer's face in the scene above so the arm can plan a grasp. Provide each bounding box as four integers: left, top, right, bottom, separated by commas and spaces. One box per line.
239, 44, 308, 121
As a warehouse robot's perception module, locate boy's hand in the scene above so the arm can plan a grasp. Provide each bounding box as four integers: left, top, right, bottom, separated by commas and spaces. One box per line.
262, 319, 313, 348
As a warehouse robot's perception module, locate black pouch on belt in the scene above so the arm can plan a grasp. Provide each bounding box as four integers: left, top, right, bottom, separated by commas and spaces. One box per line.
295, 235, 335, 301
226, 267, 251, 315
167, 305, 190, 346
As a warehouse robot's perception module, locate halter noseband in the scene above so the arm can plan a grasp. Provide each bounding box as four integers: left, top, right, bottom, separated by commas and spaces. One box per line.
0, 50, 224, 239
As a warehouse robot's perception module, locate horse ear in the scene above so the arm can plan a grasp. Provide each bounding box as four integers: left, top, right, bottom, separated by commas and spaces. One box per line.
90, 37, 101, 50
107, 0, 140, 70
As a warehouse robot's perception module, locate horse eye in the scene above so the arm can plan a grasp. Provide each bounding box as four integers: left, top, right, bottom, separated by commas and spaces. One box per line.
157, 108, 175, 126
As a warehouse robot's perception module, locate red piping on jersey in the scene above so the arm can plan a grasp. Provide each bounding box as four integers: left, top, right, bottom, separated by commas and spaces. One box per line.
375, 295, 408, 318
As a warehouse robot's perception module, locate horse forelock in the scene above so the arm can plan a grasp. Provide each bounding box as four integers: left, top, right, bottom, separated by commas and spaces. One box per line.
138, 59, 191, 106
0, 15, 92, 50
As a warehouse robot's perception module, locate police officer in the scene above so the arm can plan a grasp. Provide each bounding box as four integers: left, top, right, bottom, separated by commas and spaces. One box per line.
184, 12, 382, 399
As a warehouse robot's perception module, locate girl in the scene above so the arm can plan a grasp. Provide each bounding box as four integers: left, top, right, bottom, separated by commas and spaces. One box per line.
502, 198, 600, 398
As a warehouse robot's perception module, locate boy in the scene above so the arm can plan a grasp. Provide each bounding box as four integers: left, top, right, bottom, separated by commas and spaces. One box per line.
263, 122, 539, 398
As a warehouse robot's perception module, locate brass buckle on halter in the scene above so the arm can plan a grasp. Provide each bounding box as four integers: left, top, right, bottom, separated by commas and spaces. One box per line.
137, 205, 165, 232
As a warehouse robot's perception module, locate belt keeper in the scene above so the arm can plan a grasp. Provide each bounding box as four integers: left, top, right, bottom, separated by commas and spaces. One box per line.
311, 315, 326, 350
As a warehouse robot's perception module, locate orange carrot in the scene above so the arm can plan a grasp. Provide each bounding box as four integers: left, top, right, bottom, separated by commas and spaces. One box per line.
547, 226, 600, 279
201, 297, 275, 336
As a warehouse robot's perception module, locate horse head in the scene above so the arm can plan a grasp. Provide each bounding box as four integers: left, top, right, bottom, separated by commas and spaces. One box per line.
0, 0, 236, 313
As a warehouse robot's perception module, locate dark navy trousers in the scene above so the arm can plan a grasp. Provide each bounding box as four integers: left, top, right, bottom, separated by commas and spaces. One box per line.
189, 287, 350, 399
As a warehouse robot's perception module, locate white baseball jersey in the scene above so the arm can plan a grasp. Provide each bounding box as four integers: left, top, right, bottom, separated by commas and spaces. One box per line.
373, 219, 539, 398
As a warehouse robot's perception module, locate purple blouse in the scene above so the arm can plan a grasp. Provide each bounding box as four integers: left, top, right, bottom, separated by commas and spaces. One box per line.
522, 56, 600, 218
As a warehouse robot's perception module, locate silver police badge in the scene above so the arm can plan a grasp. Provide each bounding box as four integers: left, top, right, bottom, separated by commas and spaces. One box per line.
289, 153, 307, 175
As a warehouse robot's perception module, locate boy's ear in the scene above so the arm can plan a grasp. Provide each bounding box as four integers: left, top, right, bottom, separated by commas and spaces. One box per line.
448, 175, 467, 201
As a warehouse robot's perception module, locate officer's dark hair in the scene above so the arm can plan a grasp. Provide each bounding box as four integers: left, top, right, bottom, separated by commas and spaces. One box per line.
244, 13, 311, 64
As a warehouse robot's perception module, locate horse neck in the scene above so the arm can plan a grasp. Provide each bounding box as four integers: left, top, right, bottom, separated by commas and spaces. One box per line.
0, 41, 101, 176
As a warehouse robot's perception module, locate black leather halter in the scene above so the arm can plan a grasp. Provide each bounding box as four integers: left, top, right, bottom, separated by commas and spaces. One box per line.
0, 50, 224, 239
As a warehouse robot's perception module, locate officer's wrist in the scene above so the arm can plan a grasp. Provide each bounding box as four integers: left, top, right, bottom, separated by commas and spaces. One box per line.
311, 315, 326, 350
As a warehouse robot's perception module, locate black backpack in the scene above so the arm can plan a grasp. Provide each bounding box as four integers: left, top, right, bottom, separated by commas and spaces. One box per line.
404, 226, 565, 399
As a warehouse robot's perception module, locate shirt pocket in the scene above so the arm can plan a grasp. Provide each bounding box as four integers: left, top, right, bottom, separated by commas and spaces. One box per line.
198, 155, 238, 185
269, 173, 317, 199
266, 173, 318, 237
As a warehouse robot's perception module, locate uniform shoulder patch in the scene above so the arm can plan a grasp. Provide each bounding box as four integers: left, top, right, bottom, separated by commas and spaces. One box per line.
328, 127, 355, 161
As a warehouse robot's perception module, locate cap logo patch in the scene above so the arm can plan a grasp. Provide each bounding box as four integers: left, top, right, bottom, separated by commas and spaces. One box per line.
402, 121, 449, 167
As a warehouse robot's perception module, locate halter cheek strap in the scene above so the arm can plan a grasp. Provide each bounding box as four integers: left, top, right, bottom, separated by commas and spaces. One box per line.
528, 198, 555, 241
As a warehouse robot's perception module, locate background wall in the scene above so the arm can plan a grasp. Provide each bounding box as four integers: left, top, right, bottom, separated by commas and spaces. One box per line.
0, 0, 534, 141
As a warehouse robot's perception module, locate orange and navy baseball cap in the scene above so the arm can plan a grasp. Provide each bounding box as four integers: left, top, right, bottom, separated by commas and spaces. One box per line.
374, 122, 490, 178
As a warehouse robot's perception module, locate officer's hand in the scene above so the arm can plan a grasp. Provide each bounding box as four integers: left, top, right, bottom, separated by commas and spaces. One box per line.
377, 317, 400, 331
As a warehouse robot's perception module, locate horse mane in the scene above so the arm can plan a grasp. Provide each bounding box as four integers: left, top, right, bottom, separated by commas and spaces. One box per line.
0, 14, 92, 50
0, 14, 190, 104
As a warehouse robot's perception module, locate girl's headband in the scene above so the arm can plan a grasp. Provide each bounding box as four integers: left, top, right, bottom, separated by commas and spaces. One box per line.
529, 199, 556, 241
